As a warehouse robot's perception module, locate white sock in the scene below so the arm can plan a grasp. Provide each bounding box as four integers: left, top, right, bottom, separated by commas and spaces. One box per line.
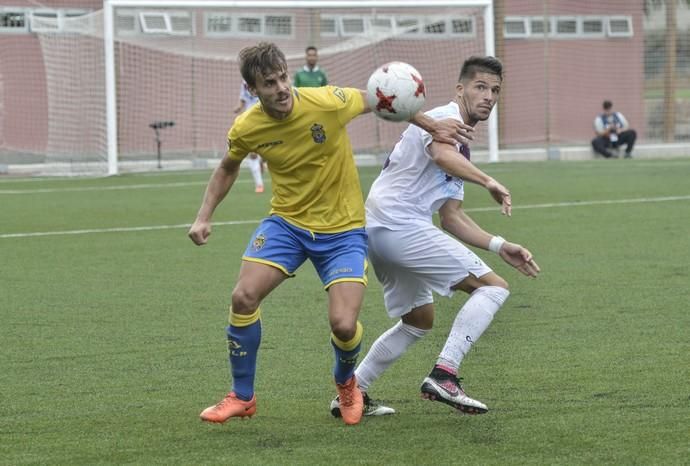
436, 286, 510, 373
355, 321, 429, 392
247, 156, 263, 188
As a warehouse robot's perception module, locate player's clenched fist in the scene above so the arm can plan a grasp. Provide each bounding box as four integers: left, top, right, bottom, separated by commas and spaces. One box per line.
188, 220, 211, 245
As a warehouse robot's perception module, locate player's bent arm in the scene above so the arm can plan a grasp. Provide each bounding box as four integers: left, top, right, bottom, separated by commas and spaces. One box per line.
439, 199, 494, 250
431, 142, 512, 216
430, 142, 493, 187
440, 200, 541, 277
196, 156, 241, 221
188, 156, 242, 245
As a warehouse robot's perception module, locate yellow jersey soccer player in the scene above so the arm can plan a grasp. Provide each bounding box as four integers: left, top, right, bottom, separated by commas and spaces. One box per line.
188, 42, 472, 426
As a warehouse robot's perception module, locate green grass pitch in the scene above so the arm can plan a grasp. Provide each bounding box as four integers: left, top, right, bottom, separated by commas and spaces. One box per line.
1, 159, 688, 465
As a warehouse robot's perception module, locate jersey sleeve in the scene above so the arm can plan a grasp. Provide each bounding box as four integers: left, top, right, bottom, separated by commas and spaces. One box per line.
420, 125, 435, 159
325, 86, 365, 126
226, 123, 251, 162
420, 109, 462, 158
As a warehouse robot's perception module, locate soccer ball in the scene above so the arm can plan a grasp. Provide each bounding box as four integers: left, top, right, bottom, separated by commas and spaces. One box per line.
366, 62, 426, 122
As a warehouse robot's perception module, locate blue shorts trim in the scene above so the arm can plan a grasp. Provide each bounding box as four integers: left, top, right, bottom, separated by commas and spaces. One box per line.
242, 216, 368, 288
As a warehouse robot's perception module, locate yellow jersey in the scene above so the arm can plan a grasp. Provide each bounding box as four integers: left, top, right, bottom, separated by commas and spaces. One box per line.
228, 86, 366, 233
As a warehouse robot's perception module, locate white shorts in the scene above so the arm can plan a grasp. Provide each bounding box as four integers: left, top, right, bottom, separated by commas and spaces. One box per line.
367, 224, 492, 318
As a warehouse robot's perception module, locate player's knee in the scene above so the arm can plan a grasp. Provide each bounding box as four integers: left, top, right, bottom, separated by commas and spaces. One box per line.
231, 286, 261, 314
402, 305, 434, 330
482, 273, 509, 290
477, 284, 511, 307
330, 319, 357, 341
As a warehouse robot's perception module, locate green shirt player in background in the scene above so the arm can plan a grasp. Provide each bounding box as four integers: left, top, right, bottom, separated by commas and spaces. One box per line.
293, 46, 328, 87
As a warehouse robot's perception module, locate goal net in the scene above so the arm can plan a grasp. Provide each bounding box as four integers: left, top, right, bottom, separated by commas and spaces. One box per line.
32, 0, 494, 175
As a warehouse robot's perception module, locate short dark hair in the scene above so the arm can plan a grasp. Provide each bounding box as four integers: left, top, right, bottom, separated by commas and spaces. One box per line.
306, 46, 318, 53
459, 56, 503, 83
603, 100, 613, 110
239, 42, 287, 88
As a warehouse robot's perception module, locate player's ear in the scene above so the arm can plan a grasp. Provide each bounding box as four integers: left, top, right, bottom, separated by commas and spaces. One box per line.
455, 82, 464, 98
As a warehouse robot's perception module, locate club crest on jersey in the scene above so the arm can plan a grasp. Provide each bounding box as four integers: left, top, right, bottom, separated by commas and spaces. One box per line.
252, 233, 266, 251
311, 124, 326, 144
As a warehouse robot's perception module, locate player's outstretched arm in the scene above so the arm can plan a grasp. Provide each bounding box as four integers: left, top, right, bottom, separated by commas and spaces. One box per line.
188, 155, 241, 246
430, 142, 512, 216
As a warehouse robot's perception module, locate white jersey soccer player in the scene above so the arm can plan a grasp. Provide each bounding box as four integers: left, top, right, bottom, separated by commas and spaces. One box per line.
365, 102, 494, 321
235, 80, 265, 193
331, 56, 540, 417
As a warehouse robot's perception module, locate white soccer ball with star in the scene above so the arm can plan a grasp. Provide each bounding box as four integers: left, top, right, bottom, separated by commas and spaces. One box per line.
366, 62, 426, 122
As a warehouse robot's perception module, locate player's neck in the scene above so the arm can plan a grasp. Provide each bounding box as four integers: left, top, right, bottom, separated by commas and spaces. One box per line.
263, 105, 292, 120
455, 98, 479, 127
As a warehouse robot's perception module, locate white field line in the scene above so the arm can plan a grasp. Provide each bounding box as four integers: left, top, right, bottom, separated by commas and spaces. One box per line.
0, 220, 261, 239
2, 194, 689, 239
0, 179, 255, 194
462, 195, 690, 212
3, 159, 690, 192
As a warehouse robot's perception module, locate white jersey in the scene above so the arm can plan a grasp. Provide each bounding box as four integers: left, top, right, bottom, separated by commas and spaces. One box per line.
239, 80, 259, 111
366, 101, 467, 229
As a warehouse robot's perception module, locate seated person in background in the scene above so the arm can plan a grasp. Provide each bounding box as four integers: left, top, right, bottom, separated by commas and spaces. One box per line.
591, 100, 636, 159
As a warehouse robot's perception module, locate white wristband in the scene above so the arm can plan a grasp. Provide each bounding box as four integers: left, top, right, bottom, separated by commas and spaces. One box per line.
488, 236, 506, 254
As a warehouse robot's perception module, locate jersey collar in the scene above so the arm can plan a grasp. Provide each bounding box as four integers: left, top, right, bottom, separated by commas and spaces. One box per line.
449, 101, 464, 123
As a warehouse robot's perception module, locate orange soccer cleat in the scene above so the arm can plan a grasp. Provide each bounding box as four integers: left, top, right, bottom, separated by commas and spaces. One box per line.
199, 392, 256, 423
255, 185, 265, 193
335, 376, 363, 425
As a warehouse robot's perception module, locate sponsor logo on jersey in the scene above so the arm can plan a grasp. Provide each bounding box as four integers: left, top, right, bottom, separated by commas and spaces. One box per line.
311, 123, 326, 144
256, 140, 283, 149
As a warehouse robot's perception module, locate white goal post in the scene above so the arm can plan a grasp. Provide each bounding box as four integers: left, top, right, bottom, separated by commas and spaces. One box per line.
100, 0, 497, 175
102, 0, 498, 175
